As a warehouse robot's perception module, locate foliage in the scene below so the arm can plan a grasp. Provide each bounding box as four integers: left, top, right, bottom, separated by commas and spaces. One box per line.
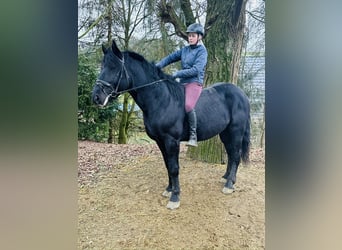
78, 51, 118, 142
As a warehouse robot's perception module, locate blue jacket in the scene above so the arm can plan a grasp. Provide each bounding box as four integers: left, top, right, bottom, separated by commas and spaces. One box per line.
156, 44, 207, 85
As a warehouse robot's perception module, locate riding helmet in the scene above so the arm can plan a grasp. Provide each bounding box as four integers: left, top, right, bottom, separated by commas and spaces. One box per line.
186, 23, 204, 36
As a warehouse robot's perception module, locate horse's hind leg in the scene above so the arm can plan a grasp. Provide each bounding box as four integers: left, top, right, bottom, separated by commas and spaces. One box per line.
219, 127, 244, 194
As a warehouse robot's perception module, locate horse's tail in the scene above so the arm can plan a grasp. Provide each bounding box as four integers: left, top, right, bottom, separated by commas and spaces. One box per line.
241, 114, 251, 163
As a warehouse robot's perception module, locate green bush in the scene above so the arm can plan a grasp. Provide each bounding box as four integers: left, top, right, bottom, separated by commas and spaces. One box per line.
78, 52, 117, 141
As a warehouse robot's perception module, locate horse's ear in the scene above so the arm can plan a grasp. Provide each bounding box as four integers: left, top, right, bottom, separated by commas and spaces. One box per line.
101, 44, 107, 54
111, 40, 123, 60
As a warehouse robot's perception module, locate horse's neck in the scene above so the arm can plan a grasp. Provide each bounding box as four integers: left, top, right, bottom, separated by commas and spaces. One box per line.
126, 55, 184, 115
129, 84, 168, 115
129, 79, 184, 117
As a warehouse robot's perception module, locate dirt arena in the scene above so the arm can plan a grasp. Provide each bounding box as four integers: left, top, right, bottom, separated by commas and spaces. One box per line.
78, 141, 265, 249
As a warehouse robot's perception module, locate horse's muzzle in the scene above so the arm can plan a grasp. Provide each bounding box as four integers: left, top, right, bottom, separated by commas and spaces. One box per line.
94, 96, 102, 106
92, 91, 102, 106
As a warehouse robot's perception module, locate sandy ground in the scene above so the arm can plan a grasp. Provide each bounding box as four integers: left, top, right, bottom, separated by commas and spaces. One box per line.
78, 141, 265, 249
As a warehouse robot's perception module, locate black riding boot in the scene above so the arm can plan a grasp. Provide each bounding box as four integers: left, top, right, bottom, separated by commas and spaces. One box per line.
186, 109, 198, 147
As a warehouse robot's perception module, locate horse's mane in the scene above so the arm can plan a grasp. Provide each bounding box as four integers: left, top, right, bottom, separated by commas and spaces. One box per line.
126, 51, 145, 62
125, 51, 184, 102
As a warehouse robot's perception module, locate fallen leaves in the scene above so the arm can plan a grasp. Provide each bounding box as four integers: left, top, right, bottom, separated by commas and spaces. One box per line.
78, 141, 162, 186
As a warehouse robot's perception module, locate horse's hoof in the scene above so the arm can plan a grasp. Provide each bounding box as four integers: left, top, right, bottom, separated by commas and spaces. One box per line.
220, 177, 227, 183
162, 190, 172, 198
166, 201, 180, 210
222, 187, 234, 194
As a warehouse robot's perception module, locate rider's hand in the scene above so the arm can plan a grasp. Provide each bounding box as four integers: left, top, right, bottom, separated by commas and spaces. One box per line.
172, 72, 178, 79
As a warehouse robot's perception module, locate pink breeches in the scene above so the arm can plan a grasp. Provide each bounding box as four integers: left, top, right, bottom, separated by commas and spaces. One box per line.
184, 82, 202, 113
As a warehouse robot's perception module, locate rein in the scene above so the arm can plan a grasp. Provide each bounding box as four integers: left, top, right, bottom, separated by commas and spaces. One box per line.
96, 78, 169, 97
96, 54, 171, 98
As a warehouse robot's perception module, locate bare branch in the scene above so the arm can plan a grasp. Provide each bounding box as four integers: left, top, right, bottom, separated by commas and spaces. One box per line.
180, 0, 195, 26
78, 13, 105, 39
157, 0, 188, 40
247, 10, 265, 24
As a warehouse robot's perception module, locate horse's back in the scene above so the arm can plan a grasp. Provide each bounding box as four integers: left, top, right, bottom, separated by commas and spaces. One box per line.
198, 82, 249, 113
208, 82, 250, 119
193, 82, 250, 141
208, 82, 248, 100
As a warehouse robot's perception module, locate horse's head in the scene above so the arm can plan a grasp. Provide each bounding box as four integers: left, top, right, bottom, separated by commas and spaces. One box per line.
92, 41, 131, 107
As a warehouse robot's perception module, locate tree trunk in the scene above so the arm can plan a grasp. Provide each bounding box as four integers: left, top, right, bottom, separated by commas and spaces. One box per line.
107, 118, 115, 143
118, 93, 130, 144
187, 0, 247, 163
204, 0, 247, 86
228, 0, 247, 84
106, 0, 115, 143
260, 105, 265, 148
116, 0, 145, 144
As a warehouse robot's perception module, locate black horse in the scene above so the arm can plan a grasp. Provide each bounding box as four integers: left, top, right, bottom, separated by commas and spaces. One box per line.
92, 41, 251, 209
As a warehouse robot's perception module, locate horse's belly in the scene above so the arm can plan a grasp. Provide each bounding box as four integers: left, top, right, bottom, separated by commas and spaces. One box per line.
197, 122, 228, 141
195, 108, 230, 141
144, 117, 184, 141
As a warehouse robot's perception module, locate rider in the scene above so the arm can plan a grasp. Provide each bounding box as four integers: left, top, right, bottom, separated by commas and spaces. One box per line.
156, 23, 207, 147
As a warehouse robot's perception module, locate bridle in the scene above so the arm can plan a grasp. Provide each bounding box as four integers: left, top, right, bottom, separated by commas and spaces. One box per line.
95, 56, 129, 99
95, 55, 170, 100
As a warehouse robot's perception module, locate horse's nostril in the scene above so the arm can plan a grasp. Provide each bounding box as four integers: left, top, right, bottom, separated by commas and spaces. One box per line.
93, 94, 99, 104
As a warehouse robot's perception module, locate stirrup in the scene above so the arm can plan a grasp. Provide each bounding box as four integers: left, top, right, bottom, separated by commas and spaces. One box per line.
186, 139, 198, 147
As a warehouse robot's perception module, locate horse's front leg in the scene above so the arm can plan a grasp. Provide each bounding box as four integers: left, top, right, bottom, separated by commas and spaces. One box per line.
166, 153, 181, 209
162, 178, 172, 198
156, 140, 172, 198
157, 138, 181, 209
